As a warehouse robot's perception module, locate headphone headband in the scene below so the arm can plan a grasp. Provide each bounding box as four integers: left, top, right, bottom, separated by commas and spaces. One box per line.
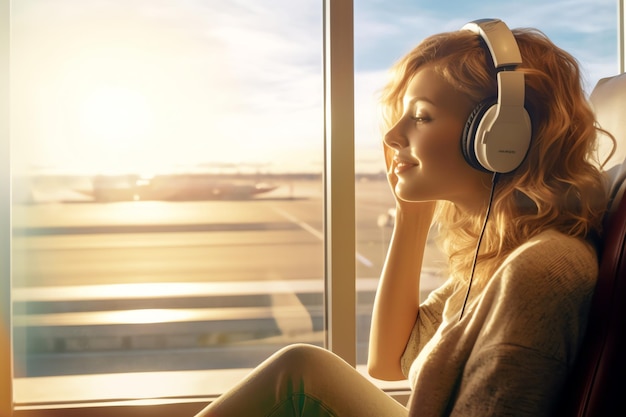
462, 19, 522, 68
459, 18, 532, 173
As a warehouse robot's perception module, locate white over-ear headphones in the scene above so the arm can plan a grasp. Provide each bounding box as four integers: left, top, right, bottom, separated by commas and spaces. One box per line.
460, 18, 532, 173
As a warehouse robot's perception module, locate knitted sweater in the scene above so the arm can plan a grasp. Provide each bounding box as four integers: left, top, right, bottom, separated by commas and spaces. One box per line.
401, 229, 598, 417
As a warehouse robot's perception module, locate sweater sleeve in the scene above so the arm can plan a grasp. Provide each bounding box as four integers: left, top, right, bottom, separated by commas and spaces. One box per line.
400, 276, 455, 378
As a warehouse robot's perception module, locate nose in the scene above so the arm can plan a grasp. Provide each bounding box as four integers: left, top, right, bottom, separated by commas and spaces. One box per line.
383, 118, 409, 150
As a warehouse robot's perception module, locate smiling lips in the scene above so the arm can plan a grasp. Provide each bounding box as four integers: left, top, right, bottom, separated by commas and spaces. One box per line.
394, 158, 418, 174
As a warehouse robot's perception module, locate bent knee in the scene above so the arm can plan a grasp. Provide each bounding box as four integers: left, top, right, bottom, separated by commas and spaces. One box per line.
274, 343, 327, 360
272, 343, 338, 369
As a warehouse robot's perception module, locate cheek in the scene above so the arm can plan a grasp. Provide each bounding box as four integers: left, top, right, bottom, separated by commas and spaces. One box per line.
418, 127, 465, 171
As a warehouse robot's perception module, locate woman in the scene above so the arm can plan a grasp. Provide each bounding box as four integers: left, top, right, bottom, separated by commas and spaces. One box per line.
195, 20, 612, 417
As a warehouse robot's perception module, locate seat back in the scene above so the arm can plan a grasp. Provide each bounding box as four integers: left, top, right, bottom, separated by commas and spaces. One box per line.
557, 72, 626, 417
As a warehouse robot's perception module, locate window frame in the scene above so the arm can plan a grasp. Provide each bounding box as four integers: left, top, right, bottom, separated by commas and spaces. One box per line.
2, 0, 12, 415
2, 0, 625, 415
621, 0, 626, 73
323, 0, 356, 366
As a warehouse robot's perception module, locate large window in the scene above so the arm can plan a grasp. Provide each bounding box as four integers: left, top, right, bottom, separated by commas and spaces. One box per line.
2, 0, 624, 415
9, 0, 327, 407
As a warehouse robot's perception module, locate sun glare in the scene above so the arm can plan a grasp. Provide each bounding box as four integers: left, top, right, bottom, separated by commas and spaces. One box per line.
79, 86, 153, 150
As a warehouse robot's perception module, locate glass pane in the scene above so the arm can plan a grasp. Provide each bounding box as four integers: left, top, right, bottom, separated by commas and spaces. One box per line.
11, 0, 324, 386
354, 0, 619, 365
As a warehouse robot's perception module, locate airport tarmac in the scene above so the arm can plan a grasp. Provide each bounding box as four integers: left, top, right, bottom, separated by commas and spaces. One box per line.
11, 179, 448, 377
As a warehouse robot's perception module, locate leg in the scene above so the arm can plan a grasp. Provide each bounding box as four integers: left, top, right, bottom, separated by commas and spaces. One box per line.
195, 343, 408, 417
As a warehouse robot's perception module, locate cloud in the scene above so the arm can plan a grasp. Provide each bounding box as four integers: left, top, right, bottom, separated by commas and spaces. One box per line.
12, 0, 325, 173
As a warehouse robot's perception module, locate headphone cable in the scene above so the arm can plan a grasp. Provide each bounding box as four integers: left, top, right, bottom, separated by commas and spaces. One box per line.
459, 172, 500, 321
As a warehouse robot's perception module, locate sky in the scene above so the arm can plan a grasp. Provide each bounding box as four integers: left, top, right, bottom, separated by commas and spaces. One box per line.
10, 0, 620, 175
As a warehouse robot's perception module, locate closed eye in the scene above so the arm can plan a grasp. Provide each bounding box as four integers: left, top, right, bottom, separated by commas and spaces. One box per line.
411, 116, 431, 123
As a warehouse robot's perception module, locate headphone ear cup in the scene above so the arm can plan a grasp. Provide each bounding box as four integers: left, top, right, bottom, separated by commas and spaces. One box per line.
461, 98, 497, 172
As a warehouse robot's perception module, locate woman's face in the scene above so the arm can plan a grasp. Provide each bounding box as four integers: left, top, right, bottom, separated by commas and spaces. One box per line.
383, 64, 493, 212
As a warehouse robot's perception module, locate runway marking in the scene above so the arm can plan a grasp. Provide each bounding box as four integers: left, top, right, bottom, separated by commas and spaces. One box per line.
271, 206, 374, 268
271, 206, 323, 240
356, 253, 374, 268
12, 278, 389, 302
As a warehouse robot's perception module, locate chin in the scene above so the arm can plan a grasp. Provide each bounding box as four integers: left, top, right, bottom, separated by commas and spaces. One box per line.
395, 185, 438, 203
396, 191, 424, 203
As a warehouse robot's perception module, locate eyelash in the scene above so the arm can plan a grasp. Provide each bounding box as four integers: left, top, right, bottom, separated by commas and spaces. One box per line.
411, 116, 430, 123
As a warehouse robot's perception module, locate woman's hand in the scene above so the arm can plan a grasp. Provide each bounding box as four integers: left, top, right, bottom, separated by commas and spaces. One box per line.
367, 143, 437, 381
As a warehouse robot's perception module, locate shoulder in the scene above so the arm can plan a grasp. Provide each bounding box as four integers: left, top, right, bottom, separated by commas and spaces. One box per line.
499, 229, 598, 295
507, 229, 596, 265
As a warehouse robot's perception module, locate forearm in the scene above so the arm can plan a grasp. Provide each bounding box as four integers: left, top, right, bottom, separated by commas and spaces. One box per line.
368, 203, 435, 380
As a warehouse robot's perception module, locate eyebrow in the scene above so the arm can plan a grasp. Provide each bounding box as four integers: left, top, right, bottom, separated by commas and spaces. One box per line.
403, 96, 436, 107
403, 96, 437, 113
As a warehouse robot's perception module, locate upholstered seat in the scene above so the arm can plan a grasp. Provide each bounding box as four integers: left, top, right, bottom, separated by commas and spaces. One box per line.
557, 72, 626, 417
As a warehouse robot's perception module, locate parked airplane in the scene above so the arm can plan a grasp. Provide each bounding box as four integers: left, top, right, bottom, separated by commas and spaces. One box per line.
12, 173, 279, 204
87, 173, 279, 202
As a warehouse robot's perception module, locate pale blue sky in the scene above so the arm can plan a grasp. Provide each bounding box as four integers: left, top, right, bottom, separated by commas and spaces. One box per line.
355, 0, 617, 83
10, 0, 619, 174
